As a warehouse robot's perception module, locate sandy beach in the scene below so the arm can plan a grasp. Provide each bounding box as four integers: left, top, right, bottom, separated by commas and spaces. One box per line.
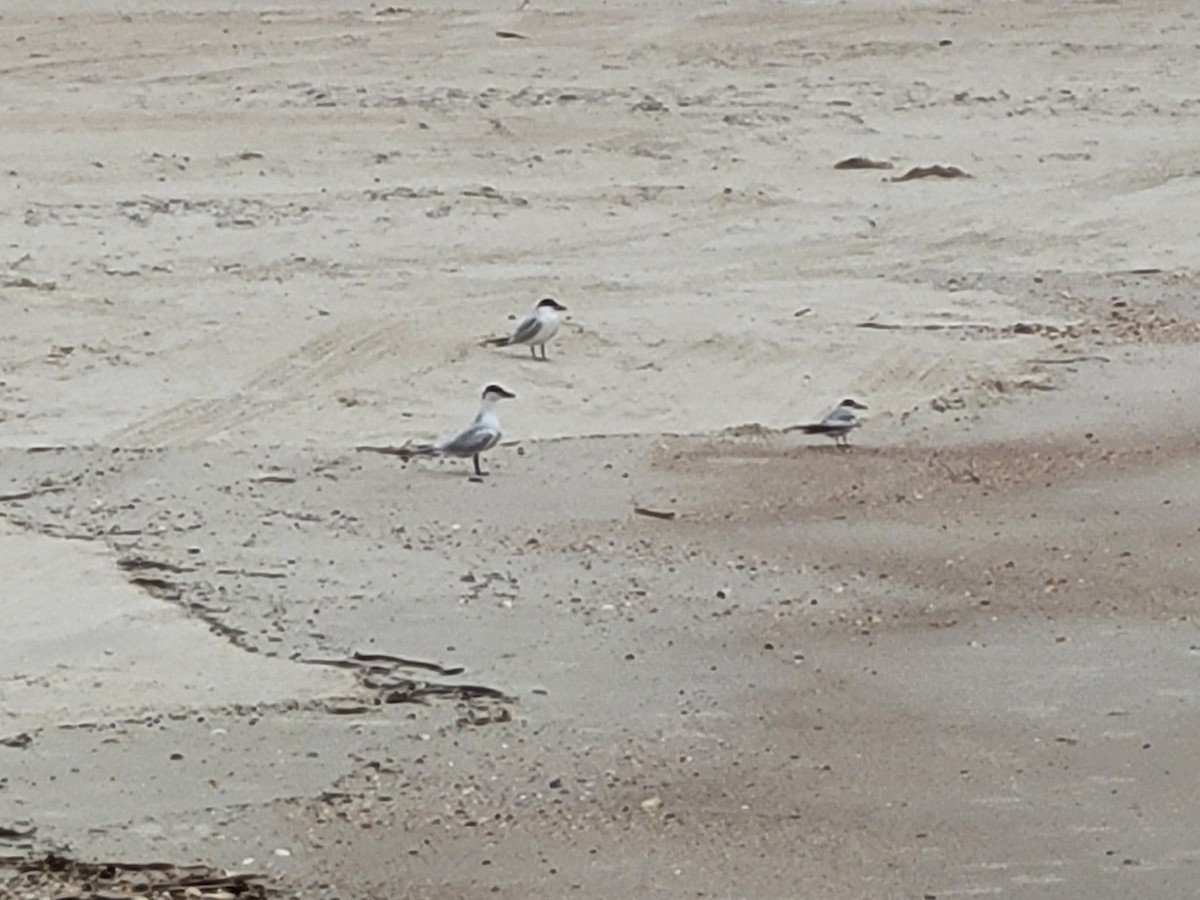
3, 1, 1200, 897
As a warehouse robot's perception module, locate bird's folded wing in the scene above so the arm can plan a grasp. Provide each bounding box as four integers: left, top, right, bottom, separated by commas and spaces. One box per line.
438, 423, 498, 455
821, 409, 857, 426
507, 315, 542, 345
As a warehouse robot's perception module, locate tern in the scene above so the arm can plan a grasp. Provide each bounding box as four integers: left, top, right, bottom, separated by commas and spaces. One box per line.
407, 384, 516, 476
484, 298, 567, 360
790, 398, 868, 448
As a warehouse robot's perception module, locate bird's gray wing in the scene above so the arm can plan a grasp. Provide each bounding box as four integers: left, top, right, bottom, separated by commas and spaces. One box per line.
437, 422, 500, 456
507, 314, 544, 346
821, 407, 858, 427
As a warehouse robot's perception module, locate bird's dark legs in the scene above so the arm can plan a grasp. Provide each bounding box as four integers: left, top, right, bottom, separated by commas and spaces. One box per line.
529, 345, 537, 360
473, 454, 485, 477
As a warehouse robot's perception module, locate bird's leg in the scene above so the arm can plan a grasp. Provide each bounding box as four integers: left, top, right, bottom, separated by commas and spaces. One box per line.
473, 454, 485, 477
529, 345, 537, 360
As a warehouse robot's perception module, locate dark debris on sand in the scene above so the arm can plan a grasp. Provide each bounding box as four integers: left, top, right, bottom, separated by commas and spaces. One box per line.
0, 851, 277, 900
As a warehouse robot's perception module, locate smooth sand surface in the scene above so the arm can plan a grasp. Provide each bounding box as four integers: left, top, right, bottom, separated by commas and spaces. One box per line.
0, 524, 349, 725
2, 1, 1200, 897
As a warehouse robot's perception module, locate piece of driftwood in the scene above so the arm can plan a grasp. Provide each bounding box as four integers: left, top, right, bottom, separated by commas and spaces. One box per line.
118, 557, 193, 574
304, 654, 465, 677
0, 486, 65, 501
833, 156, 894, 170
214, 568, 287, 579
304, 658, 376, 671
889, 164, 972, 182
380, 679, 510, 705
634, 506, 676, 521
352, 651, 465, 676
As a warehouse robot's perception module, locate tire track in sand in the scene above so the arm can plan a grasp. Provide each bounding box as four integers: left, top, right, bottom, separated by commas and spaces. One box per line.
110, 319, 411, 447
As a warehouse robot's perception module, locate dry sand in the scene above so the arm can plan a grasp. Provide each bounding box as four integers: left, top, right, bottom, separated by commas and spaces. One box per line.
2, 0, 1200, 897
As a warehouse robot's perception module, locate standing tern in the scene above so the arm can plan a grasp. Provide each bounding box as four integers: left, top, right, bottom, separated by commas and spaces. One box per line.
407, 384, 516, 477
484, 297, 567, 360
791, 398, 868, 448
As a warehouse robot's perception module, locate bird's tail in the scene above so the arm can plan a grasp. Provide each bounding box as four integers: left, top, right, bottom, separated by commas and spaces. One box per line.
391, 440, 440, 460
481, 336, 511, 347
354, 439, 439, 459
783, 423, 828, 434
407, 442, 440, 458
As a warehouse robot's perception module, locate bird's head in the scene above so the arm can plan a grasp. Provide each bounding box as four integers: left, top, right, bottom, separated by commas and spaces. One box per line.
537, 297, 567, 311
839, 398, 868, 410
482, 384, 517, 401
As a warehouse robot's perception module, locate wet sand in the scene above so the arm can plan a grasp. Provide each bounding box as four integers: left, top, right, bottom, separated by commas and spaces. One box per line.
3, 1, 1200, 897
